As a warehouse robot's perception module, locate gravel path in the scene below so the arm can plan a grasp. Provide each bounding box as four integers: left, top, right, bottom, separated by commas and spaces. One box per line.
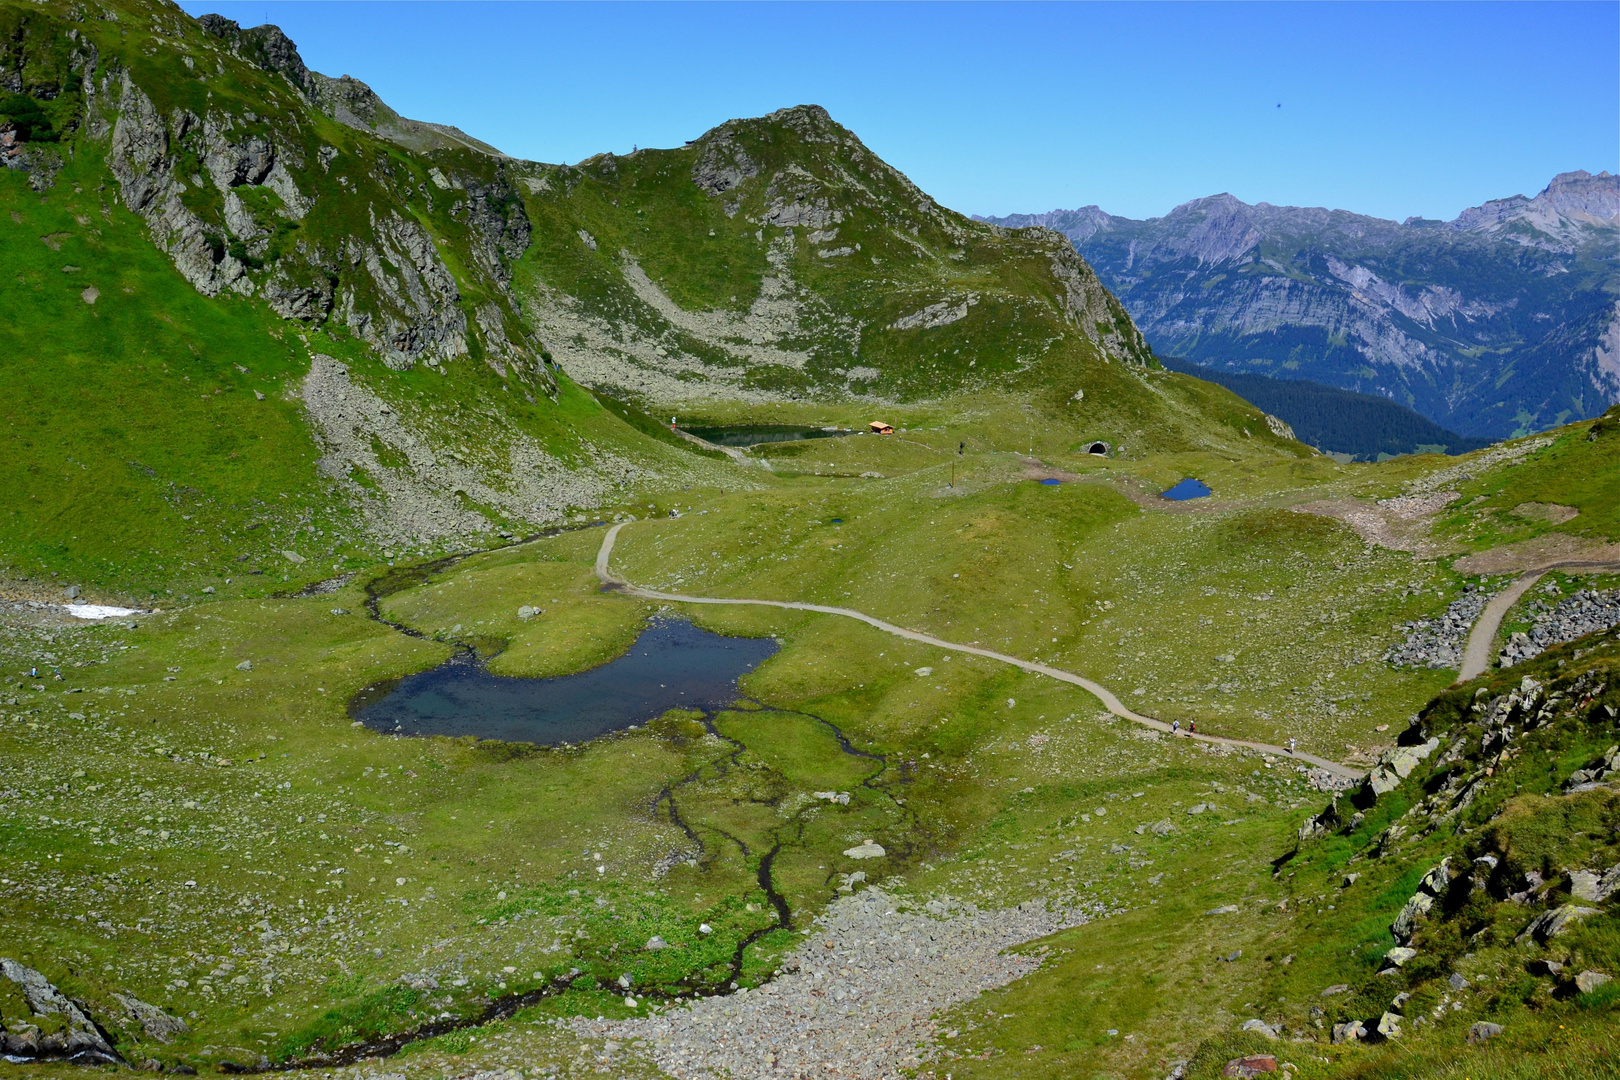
596, 523, 1361, 779
1457, 560, 1620, 682
568, 888, 1104, 1079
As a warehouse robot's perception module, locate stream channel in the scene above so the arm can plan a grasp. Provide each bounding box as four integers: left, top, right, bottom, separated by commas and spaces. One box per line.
266, 546, 909, 1071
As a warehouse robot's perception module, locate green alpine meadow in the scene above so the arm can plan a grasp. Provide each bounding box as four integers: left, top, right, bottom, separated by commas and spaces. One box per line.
1, 3, 1616, 1079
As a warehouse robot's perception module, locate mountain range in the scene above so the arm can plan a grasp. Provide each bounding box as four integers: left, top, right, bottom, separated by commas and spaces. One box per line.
981, 171, 1620, 439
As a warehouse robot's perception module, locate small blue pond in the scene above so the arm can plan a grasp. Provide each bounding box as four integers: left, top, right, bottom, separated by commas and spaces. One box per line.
1161, 478, 1212, 501
352, 619, 778, 745
1038, 478, 1062, 486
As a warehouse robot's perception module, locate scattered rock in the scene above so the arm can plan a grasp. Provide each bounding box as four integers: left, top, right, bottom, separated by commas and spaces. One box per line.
111, 993, 189, 1043
1499, 588, 1620, 668
282, 550, 306, 564
645, 936, 669, 951
843, 839, 886, 860
1382, 946, 1417, 969
235, 660, 253, 671
1467, 1021, 1502, 1044
1331, 1020, 1365, 1044
1223, 1053, 1278, 1077
1375, 1011, 1403, 1039
517, 605, 541, 619
81, 285, 99, 305
1319, 984, 1349, 997
1239, 1018, 1278, 1039
1516, 904, 1599, 945
1204, 905, 1240, 916
814, 791, 851, 805
1575, 970, 1611, 995
1187, 803, 1211, 815
1448, 972, 1470, 991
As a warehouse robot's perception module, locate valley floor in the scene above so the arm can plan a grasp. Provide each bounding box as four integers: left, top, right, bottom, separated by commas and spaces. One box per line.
3, 403, 1617, 1080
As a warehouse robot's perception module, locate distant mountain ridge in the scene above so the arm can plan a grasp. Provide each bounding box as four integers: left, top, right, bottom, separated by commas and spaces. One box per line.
979, 171, 1620, 439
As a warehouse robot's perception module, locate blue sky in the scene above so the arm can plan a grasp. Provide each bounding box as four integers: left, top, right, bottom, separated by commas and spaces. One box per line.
179, 1, 1617, 222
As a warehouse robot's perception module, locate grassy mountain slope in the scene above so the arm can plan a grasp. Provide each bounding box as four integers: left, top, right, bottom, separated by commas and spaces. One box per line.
0, 0, 723, 603
513, 105, 1154, 406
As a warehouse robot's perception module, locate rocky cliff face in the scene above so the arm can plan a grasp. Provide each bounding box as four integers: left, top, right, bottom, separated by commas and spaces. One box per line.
1, 2, 550, 384
983, 172, 1620, 439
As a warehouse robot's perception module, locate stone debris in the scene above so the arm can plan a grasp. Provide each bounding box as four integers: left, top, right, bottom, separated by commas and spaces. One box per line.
1331, 1020, 1365, 1044
1386, 584, 1492, 669
1467, 1021, 1503, 1043
1223, 1053, 1279, 1077
842, 839, 886, 859
569, 887, 1099, 1080
1499, 588, 1620, 667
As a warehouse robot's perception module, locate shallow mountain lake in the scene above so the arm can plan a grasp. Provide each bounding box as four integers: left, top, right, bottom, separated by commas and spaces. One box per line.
352, 619, 778, 745
1161, 478, 1212, 500
681, 425, 854, 447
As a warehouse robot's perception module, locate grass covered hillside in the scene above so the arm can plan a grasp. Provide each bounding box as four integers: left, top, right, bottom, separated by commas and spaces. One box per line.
513, 104, 1154, 406
0, 0, 726, 602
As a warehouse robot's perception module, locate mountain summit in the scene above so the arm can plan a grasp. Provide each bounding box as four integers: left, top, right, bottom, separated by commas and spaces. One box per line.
982, 172, 1620, 438
515, 103, 1154, 405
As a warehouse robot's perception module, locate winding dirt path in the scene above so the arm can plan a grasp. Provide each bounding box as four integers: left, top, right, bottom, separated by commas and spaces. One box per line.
1455, 558, 1620, 683
595, 523, 1361, 779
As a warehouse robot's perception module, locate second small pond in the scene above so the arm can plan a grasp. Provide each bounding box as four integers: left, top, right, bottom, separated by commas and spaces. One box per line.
352, 619, 778, 745
1161, 478, 1212, 501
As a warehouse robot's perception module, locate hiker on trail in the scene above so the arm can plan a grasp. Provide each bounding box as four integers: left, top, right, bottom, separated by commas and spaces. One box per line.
1288, 737, 1296, 755
1189, 720, 1196, 735
1172, 720, 1180, 735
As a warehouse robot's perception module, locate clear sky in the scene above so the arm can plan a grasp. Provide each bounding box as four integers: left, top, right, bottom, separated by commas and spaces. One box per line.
178, 1, 1618, 223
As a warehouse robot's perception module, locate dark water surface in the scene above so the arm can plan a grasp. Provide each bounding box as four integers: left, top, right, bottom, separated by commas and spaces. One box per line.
681, 425, 853, 447
1161, 478, 1212, 501
353, 619, 778, 744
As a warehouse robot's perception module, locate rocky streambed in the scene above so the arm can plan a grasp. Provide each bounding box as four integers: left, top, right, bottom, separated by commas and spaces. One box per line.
566, 888, 1107, 1079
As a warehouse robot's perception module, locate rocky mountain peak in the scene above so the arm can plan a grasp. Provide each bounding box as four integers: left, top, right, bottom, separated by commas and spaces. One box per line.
195, 14, 502, 158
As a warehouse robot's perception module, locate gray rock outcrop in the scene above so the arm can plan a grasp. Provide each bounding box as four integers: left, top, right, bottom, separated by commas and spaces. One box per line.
0, 958, 119, 1063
